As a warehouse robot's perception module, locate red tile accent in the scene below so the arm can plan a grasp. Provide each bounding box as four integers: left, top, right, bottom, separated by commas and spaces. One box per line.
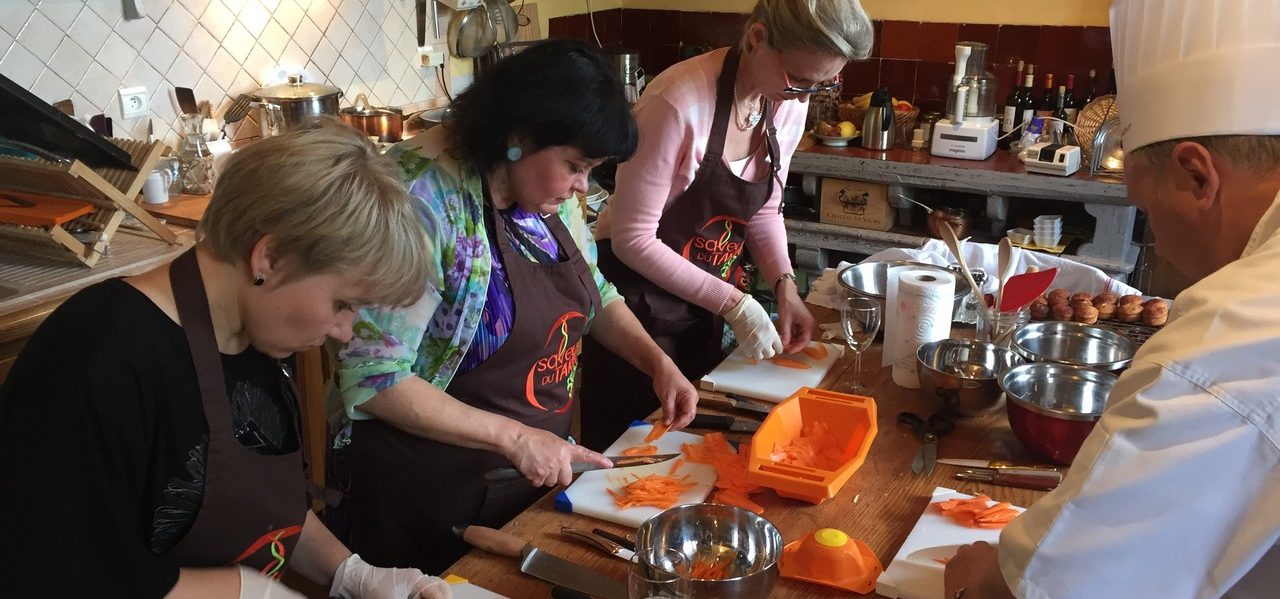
914, 60, 955, 107
841, 58, 881, 98
995, 25, 1039, 65
871, 20, 883, 58
566, 14, 589, 41
958, 23, 999, 52
649, 10, 681, 45
548, 16, 569, 39
918, 22, 959, 62
1037, 26, 1083, 67
594, 8, 622, 45
1079, 27, 1113, 69
879, 59, 918, 101
880, 20, 921, 60
620, 9, 653, 46
647, 44, 681, 76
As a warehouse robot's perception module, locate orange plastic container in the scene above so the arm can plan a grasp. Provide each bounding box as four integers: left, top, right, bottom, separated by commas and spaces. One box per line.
779, 528, 883, 593
746, 387, 877, 504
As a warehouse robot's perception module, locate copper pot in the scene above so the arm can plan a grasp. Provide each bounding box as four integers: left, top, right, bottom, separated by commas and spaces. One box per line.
339, 93, 404, 143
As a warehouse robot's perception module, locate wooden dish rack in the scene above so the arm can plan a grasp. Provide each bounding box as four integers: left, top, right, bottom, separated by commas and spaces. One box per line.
0, 137, 178, 267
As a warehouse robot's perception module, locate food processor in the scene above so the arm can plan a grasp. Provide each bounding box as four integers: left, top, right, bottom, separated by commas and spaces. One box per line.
931, 42, 999, 160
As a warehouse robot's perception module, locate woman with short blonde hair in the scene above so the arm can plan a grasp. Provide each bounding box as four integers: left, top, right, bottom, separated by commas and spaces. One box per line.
0, 120, 448, 598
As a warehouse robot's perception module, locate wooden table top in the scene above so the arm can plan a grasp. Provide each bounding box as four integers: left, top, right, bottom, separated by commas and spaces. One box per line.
445, 305, 1055, 598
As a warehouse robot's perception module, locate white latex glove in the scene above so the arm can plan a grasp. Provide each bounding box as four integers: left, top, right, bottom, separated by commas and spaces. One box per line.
238, 565, 306, 598
330, 554, 453, 599
722, 294, 783, 360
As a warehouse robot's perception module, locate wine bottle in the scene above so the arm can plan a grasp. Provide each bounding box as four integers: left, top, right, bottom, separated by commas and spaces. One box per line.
1062, 74, 1078, 123
1018, 72, 1036, 127
1000, 60, 1027, 148
1035, 73, 1056, 118
1051, 85, 1072, 143
1080, 68, 1097, 108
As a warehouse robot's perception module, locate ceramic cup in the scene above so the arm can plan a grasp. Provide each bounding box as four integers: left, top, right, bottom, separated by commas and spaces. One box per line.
142, 169, 173, 204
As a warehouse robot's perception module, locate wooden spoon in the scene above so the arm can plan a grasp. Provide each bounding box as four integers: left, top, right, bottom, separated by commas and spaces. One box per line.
939, 221, 983, 299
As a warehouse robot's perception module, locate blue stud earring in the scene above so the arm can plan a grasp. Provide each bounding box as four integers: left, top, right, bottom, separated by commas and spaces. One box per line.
506, 145, 523, 161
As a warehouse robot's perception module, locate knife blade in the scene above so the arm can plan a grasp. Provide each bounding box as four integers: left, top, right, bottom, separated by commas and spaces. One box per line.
461, 526, 628, 599
689, 413, 759, 433
560, 527, 635, 562
696, 389, 772, 415
483, 453, 681, 483
937, 459, 1062, 479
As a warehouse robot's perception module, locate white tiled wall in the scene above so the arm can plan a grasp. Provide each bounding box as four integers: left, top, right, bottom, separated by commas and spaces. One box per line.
0, 0, 449, 147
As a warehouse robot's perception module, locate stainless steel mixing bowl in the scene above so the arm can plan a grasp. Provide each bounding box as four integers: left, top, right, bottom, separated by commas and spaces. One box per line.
917, 338, 1024, 416
1011, 321, 1136, 371
837, 261, 972, 316
635, 503, 783, 597
999, 362, 1119, 464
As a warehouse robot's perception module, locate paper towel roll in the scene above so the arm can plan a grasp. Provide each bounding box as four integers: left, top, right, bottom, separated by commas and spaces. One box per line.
886, 269, 955, 389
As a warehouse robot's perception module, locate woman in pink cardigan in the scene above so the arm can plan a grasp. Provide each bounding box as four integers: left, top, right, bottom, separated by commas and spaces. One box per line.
581, 0, 874, 449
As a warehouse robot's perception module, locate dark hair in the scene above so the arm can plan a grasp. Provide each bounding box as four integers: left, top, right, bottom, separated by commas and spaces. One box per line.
447, 39, 638, 172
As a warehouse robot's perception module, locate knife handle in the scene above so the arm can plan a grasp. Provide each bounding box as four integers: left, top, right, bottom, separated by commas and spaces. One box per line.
591, 528, 637, 553
689, 413, 734, 430
993, 472, 1061, 491
461, 525, 526, 558
484, 462, 595, 483
550, 586, 592, 599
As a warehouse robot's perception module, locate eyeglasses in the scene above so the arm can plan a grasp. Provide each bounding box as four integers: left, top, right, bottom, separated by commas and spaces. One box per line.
773, 49, 842, 94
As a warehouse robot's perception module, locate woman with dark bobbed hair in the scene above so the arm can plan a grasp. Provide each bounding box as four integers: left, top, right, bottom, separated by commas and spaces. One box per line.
333, 39, 698, 573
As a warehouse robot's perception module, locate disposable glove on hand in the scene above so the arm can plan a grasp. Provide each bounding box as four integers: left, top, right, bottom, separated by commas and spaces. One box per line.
722, 294, 783, 360
330, 553, 453, 599
238, 565, 306, 599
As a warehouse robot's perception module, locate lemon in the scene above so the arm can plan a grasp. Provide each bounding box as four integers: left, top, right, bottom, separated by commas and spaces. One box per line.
838, 121, 856, 138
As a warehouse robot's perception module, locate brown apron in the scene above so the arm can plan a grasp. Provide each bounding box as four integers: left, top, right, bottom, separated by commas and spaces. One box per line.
580, 47, 780, 451
346, 197, 602, 573
166, 249, 308, 579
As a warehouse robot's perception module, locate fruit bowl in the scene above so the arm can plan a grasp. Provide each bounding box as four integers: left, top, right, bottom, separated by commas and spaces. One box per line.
812, 131, 858, 147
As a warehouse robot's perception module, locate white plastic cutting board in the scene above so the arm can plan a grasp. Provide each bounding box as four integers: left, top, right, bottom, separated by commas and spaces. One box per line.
876, 487, 1027, 599
699, 341, 844, 403
443, 575, 508, 598
555, 421, 717, 528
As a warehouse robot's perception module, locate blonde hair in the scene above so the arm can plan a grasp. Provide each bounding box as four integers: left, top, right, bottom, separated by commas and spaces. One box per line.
742, 0, 874, 61
200, 118, 430, 307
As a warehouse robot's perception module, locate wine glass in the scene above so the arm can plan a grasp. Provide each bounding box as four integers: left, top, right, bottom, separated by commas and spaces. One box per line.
841, 296, 882, 394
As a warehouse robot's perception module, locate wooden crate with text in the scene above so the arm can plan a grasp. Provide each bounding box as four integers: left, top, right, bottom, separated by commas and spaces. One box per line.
819, 177, 895, 231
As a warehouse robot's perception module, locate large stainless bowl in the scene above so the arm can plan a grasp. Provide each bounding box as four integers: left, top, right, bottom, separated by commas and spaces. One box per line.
1011, 321, 1136, 371
999, 362, 1118, 464
917, 338, 1024, 416
636, 503, 783, 597
837, 261, 972, 317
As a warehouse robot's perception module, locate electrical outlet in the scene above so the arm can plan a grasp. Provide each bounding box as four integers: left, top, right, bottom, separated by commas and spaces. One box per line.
119, 87, 149, 119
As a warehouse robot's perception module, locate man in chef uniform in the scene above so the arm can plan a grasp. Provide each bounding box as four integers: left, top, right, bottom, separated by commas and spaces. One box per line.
943, 1, 1280, 597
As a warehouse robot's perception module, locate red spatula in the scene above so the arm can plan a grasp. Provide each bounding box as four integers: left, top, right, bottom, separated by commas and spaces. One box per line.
999, 268, 1059, 312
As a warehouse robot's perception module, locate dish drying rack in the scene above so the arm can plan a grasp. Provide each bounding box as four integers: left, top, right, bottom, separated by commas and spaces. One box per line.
0, 137, 178, 267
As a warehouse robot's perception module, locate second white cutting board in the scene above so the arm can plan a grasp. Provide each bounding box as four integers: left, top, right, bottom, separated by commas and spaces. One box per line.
555, 421, 717, 528
699, 341, 844, 403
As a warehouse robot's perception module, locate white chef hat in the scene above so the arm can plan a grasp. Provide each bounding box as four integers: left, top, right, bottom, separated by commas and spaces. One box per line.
1110, 0, 1280, 151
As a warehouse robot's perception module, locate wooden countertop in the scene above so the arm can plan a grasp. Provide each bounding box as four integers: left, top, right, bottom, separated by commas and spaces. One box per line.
793, 138, 1127, 205
445, 306, 1054, 598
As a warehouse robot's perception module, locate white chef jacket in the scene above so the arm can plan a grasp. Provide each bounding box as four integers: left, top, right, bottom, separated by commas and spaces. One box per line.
999, 190, 1280, 599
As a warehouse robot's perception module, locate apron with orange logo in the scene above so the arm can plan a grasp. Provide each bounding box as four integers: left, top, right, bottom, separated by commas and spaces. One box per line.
581, 47, 780, 450
166, 249, 308, 579
347, 198, 602, 573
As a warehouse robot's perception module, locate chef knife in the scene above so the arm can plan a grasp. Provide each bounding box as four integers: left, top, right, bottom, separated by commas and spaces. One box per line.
560, 527, 635, 562
696, 389, 772, 415
936, 458, 1062, 480
955, 469, 1061, 491
461, 525, 628, 599
483, 453, 681, 483
689, 413, 759, 433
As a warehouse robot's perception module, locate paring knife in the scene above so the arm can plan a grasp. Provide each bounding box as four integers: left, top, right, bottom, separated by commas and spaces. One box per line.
560, 527, 635, 562
689, 413, 760, 433
696, 389, 772, 415
936, 459, 1062, 480
461, 525, 628, 599
955, 470, 1060, 491
483, 453, 681, 483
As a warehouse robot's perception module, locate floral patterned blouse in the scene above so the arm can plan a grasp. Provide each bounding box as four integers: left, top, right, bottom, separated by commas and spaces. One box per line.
332, 129, 621, 439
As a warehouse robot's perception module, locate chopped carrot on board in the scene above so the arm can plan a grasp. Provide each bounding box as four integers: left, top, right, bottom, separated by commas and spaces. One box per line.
800, 344, 829, 360
644, 421, 671, 443
770, 356, 811, 369
621, 444, 658, 456
609, 474, 696, 510
668, 458, 685, 476
713, 489, 764, 514
933, 495, 1021, 529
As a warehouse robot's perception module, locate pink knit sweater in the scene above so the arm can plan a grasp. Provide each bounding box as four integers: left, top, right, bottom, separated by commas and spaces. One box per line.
594, 48, 805, 315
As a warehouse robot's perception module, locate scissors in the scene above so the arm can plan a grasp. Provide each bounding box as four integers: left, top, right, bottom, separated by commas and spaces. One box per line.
898, 411, 955, 475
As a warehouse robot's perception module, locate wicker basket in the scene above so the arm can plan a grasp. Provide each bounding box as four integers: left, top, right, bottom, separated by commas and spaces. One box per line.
894, 107, 920, 135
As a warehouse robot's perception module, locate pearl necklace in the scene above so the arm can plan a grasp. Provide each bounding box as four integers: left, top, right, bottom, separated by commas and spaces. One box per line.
733, 86, 763, 131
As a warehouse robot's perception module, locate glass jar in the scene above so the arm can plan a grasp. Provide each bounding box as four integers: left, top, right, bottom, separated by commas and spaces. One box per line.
977, 304, 1030, 347
178, 114, 214, 195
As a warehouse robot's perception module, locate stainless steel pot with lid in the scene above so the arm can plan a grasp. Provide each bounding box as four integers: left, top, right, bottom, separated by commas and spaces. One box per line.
252, 74, 343, 137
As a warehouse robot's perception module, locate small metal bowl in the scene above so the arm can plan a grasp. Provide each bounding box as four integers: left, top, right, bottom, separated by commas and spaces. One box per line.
917, 338, 1024, 416
837, 261, 972, 317
636, 503, 783, 597
999, 362, 1118, 464
1011, 321, 1136, 371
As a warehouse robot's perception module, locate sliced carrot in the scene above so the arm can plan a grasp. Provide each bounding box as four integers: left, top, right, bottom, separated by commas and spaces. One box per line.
668, 458, 685, 476
644, 421, 671, 443
769, 421, 845, 470
610, 474, 696, 510
713, 489, 765, 514
933, 558, 951, 565
682, 433, 761, 496
621, 444, 659, 456
770, 356, 811, 369
678, 550, 737, 580
933, 495, 1020, 529
800, 344, 829, 360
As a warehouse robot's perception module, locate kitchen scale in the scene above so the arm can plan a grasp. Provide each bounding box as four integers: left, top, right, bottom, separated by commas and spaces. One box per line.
931, 42, 999, 161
